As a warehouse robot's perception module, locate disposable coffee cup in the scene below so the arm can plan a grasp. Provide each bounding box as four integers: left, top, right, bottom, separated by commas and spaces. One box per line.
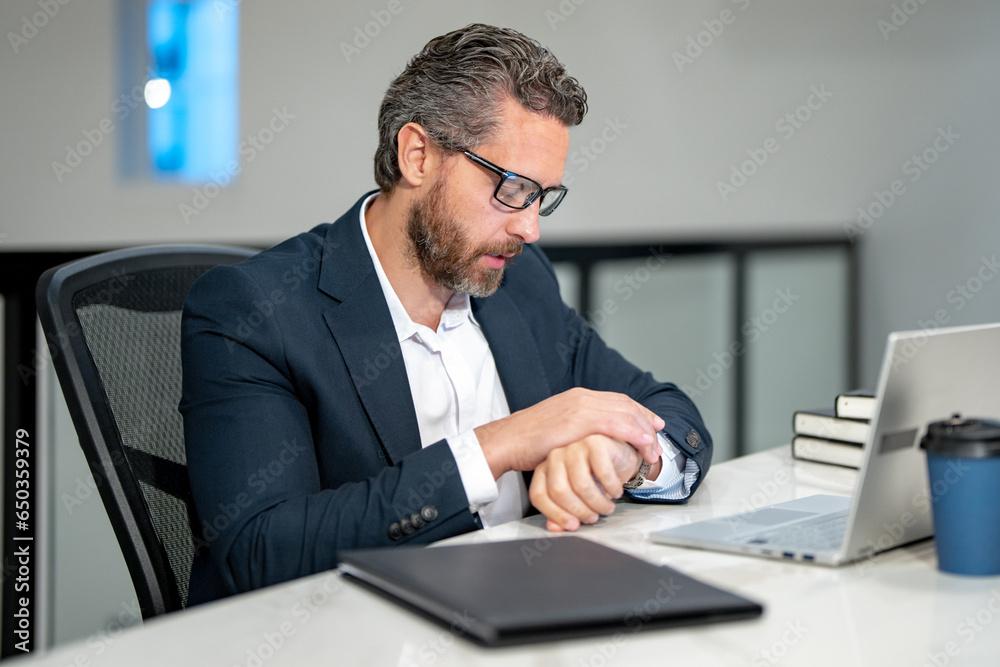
920, 414, 1000, 576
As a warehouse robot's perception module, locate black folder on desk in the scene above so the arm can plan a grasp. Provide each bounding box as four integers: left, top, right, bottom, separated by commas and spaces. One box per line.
339, 536, 762, 646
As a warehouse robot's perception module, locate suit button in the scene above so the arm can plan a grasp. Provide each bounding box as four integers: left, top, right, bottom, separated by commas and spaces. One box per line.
685, 430, 701, 448
388, 523, 402, 540
399, 517, 414, 535
410, 512, 425, 529
421, 505, 438, 522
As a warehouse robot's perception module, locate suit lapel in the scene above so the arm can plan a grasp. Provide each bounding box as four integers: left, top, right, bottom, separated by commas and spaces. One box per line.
319, 194, 422, 466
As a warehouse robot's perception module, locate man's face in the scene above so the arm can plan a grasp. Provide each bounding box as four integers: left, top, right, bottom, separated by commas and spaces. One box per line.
406, 98, 570, 298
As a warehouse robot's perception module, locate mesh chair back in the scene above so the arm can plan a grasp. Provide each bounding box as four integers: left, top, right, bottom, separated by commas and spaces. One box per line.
36, 245, 256, 617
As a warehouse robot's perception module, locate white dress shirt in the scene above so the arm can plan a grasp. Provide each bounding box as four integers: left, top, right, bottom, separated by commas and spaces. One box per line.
358, 194, 691, 527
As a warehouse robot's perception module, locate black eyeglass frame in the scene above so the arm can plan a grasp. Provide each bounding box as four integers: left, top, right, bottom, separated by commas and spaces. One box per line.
460, 149, 568, 217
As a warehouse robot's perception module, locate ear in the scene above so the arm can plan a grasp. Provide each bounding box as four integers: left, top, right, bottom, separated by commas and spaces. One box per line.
396, 122, 439, 188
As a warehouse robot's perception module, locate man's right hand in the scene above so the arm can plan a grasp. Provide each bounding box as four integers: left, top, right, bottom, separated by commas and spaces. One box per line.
473, 387, 664, 480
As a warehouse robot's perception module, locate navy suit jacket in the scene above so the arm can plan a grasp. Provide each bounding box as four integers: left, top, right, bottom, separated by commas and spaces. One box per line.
180, 193, 712, 604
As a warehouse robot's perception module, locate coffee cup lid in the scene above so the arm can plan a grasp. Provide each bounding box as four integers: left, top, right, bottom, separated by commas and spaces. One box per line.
920, 414, 1000, 458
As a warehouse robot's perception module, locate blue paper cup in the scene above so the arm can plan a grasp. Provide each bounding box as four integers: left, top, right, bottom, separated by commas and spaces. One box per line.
921, 416, 1000, 576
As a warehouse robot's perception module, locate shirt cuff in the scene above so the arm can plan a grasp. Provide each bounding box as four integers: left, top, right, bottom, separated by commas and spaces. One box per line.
627, 433, 699, 501
445, 429, 499, 509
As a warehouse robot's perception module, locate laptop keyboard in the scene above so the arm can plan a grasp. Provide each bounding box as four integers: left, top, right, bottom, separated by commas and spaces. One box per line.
745, 510, 849, 552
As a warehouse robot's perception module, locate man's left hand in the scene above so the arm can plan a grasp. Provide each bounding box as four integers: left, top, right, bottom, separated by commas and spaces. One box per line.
529, 435, 662, 532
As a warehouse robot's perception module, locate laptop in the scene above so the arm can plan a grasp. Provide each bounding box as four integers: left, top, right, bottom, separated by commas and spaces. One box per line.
339, 536, 762, 646
651, 322, 1000, 566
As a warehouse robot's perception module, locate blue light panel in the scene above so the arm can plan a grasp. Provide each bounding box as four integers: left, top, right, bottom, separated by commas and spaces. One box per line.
147, 0, 239, 183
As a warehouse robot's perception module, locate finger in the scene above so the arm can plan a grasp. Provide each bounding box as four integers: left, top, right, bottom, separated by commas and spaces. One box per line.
545, 457, 600, 526
594, 414, 659, 463
529, 464, 582, 532
593, 391, 665, 433
579, 397, 663, 463
566, 449, 616, 515
628, 436, 662, 464
613, 400, 664, 463
612, 391, 665, 432
588, 444, 625, 499
575, 409, 656, 453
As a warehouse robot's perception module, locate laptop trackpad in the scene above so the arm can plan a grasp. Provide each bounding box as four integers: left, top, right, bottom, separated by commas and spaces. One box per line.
740, 508, 816, 526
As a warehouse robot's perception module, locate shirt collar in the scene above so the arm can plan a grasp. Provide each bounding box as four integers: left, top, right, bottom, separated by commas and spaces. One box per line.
359, 193, 479, 343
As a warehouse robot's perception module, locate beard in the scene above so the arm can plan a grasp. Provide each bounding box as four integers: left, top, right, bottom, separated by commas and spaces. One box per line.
406, 177, 523, 298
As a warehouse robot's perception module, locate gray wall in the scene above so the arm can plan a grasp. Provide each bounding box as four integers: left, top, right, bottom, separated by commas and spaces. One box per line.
3, 0, 999, 374
4, 0, 1000, 648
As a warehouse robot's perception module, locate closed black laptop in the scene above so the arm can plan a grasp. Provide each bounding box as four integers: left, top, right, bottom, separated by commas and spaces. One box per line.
339, 536, 762, 646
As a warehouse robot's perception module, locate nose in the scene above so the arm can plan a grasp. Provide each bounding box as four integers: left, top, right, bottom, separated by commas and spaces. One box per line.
506, 206, 541, 244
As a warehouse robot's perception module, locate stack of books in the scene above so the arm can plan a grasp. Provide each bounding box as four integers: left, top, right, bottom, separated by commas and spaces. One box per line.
791, 390, 875, 469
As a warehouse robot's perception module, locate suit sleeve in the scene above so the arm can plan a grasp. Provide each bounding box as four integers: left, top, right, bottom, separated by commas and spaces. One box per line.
180, 265, 478, 595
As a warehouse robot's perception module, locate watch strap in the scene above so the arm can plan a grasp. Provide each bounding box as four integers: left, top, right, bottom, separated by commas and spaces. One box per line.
623, 459, 652, 490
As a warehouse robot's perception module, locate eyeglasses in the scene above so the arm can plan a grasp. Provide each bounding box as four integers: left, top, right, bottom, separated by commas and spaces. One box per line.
460, 149, 568, 217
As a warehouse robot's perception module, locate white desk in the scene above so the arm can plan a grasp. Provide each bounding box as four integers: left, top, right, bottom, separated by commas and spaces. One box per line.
28, 447, 1000, 666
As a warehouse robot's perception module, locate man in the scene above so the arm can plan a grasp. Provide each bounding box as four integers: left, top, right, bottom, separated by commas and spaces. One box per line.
180, 23, 712, 604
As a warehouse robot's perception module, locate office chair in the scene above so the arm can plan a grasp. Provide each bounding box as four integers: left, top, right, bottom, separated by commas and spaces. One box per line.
35, 244, 257, 618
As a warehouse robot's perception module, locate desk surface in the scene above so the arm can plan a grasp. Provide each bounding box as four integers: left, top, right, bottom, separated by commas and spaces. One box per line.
29, 447, 1000, 666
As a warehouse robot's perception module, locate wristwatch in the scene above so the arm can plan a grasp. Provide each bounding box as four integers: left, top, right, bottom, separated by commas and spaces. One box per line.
622, 459, 652, 490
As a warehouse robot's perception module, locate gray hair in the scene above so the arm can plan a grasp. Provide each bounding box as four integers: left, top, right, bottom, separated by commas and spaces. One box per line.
374, 23, 588, 192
